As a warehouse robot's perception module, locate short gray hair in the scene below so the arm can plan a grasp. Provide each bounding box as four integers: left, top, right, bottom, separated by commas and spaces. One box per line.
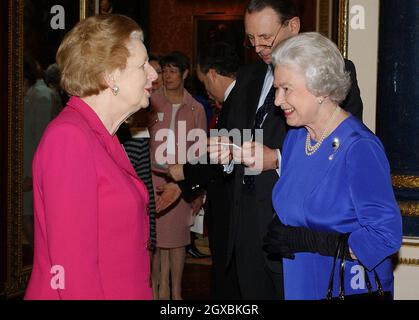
272, 32, 351, 104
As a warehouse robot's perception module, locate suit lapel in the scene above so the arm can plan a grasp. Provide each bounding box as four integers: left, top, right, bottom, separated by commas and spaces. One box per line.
246, 62, 269, 128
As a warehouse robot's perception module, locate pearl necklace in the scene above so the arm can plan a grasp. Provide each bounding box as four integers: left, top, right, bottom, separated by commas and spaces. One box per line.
305, 106, 341, 156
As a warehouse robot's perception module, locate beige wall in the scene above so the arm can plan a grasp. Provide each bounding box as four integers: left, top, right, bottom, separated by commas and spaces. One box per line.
394, 238, 419, 300
347, 0, 380, 133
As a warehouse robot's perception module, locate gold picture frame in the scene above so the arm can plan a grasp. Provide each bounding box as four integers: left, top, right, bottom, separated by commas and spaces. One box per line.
192, 14, 247, 70
317, 0, 349, 58
4, 0, 26, 298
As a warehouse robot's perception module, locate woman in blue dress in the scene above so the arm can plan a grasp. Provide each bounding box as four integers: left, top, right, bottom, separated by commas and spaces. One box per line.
263, 32, 402, 300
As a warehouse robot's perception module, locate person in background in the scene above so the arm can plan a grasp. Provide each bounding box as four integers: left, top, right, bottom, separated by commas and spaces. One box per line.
264, 32, 402, 299
99, 0, 114, 14
25, 14, 158, 300
44, 63, 66, 117
149, 51, 207, 300
123, 109, 157, 261
149, 54, 163, 93
183, 64, 213, 260
23, 55, 56, 248
166, 42, 242, 299
121, 54, 163, 298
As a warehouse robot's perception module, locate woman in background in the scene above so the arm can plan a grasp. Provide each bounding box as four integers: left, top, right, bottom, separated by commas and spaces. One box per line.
149, 51, 207, 300
149, 54, 163, 93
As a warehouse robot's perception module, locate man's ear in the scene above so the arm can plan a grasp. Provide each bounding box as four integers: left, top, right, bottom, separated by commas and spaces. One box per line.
208, 68, 218, 82
288, 16, 301, 35
208, 68, 217, 81
182, 70, 189, 80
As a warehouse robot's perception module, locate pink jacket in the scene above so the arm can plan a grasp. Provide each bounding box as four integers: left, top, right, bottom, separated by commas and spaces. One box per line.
25, 97, 152, 300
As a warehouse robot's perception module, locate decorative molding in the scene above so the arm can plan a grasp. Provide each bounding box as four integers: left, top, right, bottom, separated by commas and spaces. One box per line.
398, 201, 419, 217
79, 0, 87, 20
393, 175, 419, 189
403, 242, 419, 248
80, 0, 97, 20
398, 258, 419, 267
337, 0, 349, 58
317, 0, 332, 38
5, 0, 27, 297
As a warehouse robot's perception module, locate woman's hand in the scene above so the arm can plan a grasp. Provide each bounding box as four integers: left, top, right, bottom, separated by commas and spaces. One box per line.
155, 182, 182, 214
167, 164, 185, 182
262, 216, 296, 260
263, 215, 354, 261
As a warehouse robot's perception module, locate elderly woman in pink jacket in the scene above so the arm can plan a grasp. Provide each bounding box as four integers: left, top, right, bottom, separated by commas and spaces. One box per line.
24, 14, 157, 300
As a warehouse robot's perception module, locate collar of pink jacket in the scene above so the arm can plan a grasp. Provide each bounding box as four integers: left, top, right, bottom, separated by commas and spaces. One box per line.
66, 96, 138, 179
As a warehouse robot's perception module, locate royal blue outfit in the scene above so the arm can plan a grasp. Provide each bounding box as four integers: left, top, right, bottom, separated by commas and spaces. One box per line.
272, 115, 402, 300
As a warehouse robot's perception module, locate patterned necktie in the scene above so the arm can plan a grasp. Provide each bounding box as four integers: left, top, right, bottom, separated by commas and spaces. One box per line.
244, 85, 276, 189
253, 85, 276, 136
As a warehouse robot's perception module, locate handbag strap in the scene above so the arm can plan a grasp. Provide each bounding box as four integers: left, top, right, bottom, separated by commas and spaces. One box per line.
338, 238, 346, 300
373, 269, 385, 296
364, 267, 373, 293
326, 235, 343, 300
326, 234, 386, 299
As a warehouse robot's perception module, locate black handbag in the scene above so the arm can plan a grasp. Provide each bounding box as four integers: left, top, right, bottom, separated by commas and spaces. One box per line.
325, 235, 392, 300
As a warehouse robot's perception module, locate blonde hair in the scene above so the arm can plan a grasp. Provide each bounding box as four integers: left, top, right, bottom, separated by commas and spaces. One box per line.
57, 14, 143, 97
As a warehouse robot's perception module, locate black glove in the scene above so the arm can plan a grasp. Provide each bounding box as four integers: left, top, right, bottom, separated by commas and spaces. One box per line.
263, 215, 353, 261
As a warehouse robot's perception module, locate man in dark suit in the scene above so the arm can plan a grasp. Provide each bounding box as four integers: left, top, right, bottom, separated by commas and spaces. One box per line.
163, 42, 242, 299
208, 0, 363, 300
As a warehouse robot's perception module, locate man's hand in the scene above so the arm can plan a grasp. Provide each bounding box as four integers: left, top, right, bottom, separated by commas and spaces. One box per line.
232, 141, 278, 172
155, 182, 182, 214
190, 196, 204, 216
208, 136, 232, 165
167, 164, 185, 182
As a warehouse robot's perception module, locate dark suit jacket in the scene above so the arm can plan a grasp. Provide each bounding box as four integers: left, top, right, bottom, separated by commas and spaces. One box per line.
225, 59, 363, 274
179, 87, 238, 198
178, 88, 240, 298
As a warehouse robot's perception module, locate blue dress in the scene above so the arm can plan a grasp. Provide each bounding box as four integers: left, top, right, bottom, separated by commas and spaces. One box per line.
272, 115, 402, 300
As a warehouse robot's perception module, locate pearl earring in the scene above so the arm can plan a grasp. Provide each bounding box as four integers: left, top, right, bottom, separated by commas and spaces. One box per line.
318, 98, 324, 105
112, 86, 119, 96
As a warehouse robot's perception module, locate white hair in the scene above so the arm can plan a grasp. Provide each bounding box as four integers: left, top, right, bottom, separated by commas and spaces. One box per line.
272, 32, 351, 104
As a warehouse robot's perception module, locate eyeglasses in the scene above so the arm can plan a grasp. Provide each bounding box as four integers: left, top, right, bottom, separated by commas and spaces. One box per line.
244, 22, 287, 50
